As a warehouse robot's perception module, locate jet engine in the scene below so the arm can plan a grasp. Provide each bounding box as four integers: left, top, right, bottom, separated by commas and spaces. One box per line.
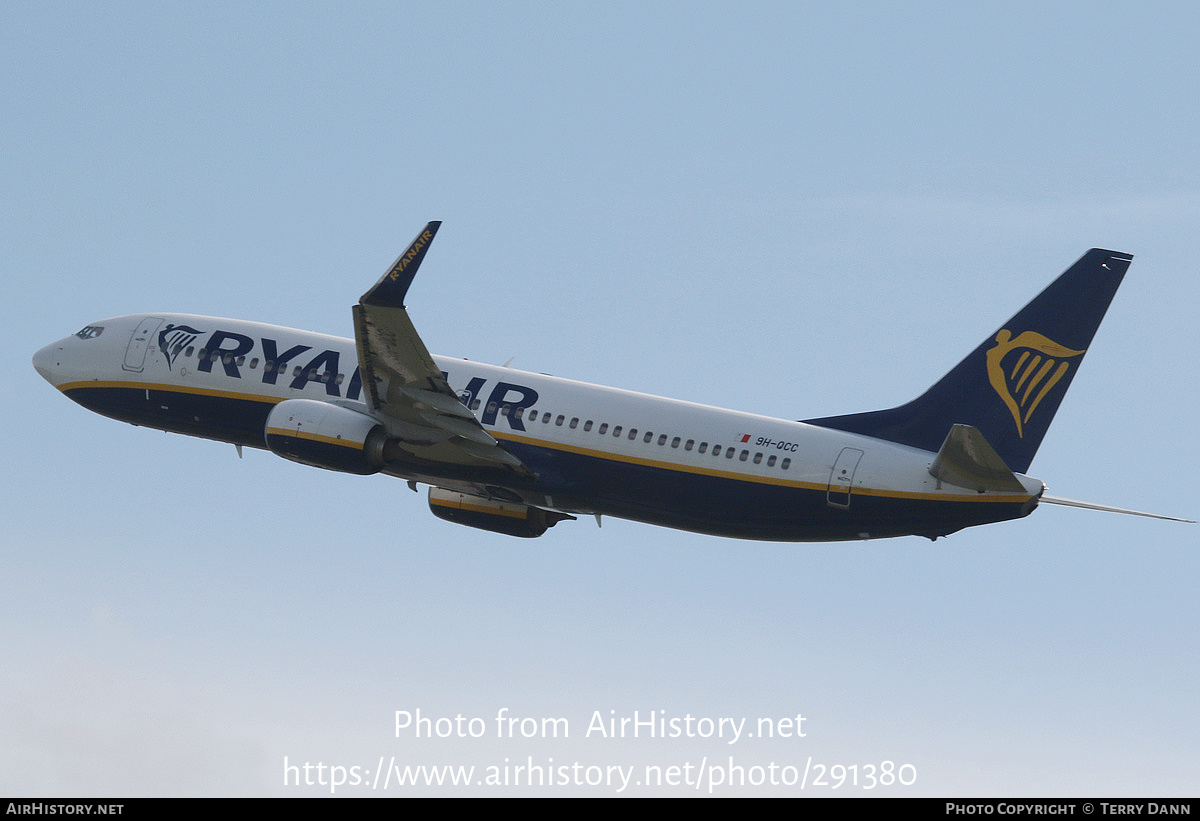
265, 399, 390, 475
428, 487, 574, 538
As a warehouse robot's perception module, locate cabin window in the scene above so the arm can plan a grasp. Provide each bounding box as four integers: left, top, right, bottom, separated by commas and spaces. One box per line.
726, 449, 735, 459
698, 442, 707, 454
753, 452, 762, 465
583, 420, 593, 431
528, 410, 538, 422
781, 458, 791, 470
767, 454, 777, 467
569, 417, 579, 429
628, 428, 638, 440
555, 415, 565, 426
612, 426, 622, 437
643, 431, 653, 444
487, 402, 498, 415
514, 407, 525, 419
685, 439, 694, 451
712, 445, 721, 457
249, 357, 259, 369
598, 423, 608, 435
671, 437, 681, 448
542, 412, 550, 423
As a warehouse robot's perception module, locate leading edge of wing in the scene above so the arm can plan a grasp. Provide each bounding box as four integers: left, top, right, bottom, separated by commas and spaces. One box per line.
360, 221, 442, 308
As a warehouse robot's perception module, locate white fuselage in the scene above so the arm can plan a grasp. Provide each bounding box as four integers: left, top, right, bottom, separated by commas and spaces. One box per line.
34, 313, 1043, 540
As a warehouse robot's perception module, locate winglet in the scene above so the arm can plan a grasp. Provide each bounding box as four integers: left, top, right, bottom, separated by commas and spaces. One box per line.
360, 221, 442, 308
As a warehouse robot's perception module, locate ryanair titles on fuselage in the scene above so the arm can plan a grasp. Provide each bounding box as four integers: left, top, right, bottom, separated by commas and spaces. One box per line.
164, 324, 540, 430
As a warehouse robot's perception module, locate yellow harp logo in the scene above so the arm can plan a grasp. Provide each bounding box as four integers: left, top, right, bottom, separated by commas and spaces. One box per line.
986, 330, 1085, 437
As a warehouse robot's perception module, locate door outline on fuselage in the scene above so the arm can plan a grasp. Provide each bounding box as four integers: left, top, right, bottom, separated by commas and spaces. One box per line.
827, 447, 864, 508
123, 316, 163, 373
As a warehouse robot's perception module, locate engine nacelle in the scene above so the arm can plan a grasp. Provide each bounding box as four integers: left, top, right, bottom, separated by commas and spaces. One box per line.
265, 399, 388, 475
428, 487, 572, 538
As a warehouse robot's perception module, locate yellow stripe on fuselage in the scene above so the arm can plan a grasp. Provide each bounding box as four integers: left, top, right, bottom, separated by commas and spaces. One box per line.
491, 431, 1033, 505
58, 379, 286, 406
61, 380, 1033, 506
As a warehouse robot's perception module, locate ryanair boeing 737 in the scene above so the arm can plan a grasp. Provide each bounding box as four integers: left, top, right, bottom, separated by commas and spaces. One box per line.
32, 223, 1189, 539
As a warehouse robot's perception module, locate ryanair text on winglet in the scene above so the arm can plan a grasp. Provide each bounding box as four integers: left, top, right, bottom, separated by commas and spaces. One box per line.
388, 229, 435, 281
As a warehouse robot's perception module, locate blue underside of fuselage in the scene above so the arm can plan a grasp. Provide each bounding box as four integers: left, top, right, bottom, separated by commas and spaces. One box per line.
497, 439, 1032, 540
64, 385, 1035, 541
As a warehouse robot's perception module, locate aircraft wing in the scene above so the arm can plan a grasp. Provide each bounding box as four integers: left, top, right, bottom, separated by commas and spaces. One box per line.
351, 222, 531, 476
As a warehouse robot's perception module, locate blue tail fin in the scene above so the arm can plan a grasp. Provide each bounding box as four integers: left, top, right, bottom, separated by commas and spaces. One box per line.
803, 249, 1133, 474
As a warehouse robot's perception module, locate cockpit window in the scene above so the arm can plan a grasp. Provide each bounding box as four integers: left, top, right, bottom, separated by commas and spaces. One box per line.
75, 325, 104, 340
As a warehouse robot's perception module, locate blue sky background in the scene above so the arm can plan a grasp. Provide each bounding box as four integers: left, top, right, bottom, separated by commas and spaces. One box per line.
3, 2, 1196, 796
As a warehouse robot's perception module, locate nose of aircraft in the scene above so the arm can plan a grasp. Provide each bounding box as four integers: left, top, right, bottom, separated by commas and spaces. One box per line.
32, 342, 61, 384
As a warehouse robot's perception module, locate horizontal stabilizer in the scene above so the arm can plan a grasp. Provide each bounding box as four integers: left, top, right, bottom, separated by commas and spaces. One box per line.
1040, 495, 1194, 523
930, 424, 1027, 492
